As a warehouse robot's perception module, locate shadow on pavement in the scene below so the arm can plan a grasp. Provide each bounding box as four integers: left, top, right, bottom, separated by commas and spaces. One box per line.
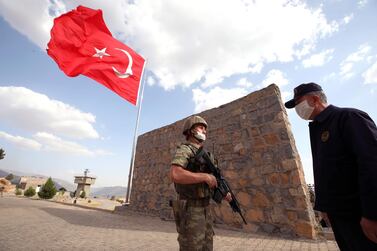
40, 206, 178, 233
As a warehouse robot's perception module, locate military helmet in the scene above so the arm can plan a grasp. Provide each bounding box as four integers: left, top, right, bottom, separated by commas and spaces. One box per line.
182, 116, 208, 135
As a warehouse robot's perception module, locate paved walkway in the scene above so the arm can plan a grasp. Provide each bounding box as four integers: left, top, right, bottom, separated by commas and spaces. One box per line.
0, 196, 339, 250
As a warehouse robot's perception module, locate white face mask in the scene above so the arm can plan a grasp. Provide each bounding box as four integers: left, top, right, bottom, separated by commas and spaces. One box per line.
192, 130, 206, 142
295, 100, 315, 120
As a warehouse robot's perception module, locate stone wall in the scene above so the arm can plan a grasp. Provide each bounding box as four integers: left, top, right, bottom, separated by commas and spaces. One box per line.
128, 84, 317, 239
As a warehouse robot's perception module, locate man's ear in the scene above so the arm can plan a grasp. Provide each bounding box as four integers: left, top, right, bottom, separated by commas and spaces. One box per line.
308, 95, 317, 106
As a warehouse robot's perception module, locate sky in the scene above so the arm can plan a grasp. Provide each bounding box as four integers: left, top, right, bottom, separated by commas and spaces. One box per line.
0, 0, 376, 188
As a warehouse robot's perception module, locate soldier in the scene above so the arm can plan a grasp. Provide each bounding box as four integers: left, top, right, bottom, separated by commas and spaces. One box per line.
170, 115, 231, 251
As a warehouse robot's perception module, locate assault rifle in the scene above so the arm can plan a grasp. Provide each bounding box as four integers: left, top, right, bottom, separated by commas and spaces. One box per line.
195, 147, 247, 225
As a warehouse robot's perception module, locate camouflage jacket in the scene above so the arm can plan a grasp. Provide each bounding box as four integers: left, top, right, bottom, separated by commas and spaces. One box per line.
171, 142, 213, 199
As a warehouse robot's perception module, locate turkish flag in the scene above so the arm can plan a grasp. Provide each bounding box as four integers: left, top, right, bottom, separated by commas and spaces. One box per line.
47, 5, 145, 105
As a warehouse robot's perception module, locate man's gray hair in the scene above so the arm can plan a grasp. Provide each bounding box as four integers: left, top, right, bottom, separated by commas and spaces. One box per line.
309, 91, 327, 103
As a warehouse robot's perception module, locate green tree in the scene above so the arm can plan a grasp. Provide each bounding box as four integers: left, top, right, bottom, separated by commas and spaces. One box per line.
5, 173, 14, 181
15, 188, 22, 196
24, 186, 36, 197
0, 148, 5, 160
80, 190, 86, 199
38, 177, 57, 199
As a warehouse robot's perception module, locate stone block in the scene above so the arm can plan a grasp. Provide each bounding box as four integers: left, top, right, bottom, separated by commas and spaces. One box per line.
287, 210, 298, 221
251, 191, 271, 208
281, 159, 298, 171
294, 220, 316, 239
245, 209, 264, 222
263, 133, 279, 145
237, 191, 251, 207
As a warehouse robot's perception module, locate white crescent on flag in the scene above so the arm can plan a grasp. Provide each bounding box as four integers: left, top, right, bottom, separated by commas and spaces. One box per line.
112, 48, 133, 78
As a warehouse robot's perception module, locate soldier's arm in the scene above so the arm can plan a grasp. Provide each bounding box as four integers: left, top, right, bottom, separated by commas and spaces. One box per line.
170, 165, 217, 188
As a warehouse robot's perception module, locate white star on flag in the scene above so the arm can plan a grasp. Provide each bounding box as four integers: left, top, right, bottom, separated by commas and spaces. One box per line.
93, 47, 110, 59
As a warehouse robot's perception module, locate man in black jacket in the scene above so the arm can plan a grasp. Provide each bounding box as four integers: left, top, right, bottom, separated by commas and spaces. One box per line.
285, 82, 377, 250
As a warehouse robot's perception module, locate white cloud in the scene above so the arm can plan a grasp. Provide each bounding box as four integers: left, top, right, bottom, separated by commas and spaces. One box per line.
147, 76, 156, 86
363, 61, 377, 85
358, 0, 368, 8
236, 78, 253, 88
0, 0, 66, 50
261, 69, 289, 88
0, 130, 111, 156
192, 87, 248, 113
0, 86, 99, 139
340, 44, 371, 79
33, 132, 111, 156
302, 49, 334, 68
0, 0, 338, 90
342, 14, 354, 25
0, 131, 41, 150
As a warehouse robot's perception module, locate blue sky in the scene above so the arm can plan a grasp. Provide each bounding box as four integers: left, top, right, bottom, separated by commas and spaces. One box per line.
0, 0, 376, 187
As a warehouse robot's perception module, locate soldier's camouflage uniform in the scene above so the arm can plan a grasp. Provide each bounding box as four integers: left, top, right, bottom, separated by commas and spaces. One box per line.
171, 141, 214, 251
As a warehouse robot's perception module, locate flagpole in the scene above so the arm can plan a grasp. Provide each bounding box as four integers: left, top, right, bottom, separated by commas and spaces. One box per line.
125, 60, 147, 205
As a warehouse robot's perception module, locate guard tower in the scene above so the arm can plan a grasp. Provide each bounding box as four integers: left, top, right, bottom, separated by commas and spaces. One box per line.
74, 169, 96, 197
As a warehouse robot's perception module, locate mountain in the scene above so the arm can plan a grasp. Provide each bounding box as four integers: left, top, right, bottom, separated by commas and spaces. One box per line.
0, 168, 75, 191
0, 168, 125, 195
53, 178, 76, 192
91, 186, 127, 198
0, 169, 8, 177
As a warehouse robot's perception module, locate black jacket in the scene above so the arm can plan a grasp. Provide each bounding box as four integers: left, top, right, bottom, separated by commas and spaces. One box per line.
309, 105, 377, 220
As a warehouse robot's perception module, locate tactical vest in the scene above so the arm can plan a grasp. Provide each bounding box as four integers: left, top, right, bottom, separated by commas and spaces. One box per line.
174, 144, 212, 199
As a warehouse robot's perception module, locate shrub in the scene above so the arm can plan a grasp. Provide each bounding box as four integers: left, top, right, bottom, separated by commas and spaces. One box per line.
15, 188, 22, 196
24, 186, 36, 197
116, 198, 124, 204
0, 148, 5, 160
38, 177, 57, 199
80, 190, 86, 199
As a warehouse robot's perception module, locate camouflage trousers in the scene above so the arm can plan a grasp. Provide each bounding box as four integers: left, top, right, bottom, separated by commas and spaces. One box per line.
172, 199, 214, 251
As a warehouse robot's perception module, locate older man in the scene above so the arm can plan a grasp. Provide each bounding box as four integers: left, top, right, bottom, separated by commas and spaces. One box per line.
285, 82, 377, 250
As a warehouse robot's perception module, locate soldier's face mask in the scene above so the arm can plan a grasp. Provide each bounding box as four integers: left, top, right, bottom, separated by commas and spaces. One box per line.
295, 99, 314, 120
191, 127, 206, 142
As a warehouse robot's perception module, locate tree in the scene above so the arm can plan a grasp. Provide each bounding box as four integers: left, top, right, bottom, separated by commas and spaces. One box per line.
0, 148, 5, 160
15, 188, 22, 196
80, 190, 86, 199
5, 173, 14, 181
38, 177, 57, 199
24, 186, 36, 197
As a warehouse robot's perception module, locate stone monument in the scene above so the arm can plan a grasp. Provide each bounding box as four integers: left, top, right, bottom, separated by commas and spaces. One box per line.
125, 84, 318, 239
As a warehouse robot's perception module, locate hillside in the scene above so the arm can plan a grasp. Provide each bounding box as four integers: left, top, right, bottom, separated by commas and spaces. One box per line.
91, 186, 127, 198
0, 168, 75, 191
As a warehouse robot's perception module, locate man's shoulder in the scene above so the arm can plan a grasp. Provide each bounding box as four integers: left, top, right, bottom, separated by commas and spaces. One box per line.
329, 106, 368, 119
336, 106, 370, 120
177, 142, 198, 152
177, 143, 193, 151
174, 143, 197, 157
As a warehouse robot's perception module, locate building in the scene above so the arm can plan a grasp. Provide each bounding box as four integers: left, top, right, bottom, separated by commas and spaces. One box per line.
18, 176, 47, 193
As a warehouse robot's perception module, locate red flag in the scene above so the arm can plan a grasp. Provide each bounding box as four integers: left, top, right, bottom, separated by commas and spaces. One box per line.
47, 6, 145, 105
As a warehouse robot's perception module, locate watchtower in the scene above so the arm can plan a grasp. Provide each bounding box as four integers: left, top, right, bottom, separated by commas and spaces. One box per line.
74, 169, 96, 197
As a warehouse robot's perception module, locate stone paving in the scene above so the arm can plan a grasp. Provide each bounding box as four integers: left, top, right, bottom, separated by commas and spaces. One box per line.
0, 196, 339, 251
